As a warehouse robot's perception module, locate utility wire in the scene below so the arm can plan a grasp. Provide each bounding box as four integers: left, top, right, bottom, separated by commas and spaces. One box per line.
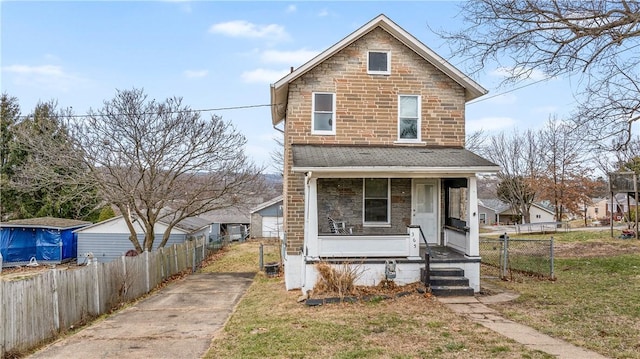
17, 103, 275, 120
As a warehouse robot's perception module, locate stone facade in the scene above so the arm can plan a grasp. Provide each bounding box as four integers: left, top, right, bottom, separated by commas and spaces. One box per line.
317, 178, 412, 235
283, 27, 467, 255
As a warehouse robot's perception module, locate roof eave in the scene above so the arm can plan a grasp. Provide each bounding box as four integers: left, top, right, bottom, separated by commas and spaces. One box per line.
292, 165, 500, 175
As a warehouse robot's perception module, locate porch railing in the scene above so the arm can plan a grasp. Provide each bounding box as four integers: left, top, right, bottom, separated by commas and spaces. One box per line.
409, 225, 431, 287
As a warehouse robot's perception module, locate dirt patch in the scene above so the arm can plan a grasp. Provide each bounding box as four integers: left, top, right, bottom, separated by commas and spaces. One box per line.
554, 240, 640, 258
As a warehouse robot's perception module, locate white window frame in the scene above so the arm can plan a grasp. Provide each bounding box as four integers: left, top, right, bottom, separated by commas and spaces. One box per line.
397, 94, 421, 142
362, 178, 391, 226
367, 51, 391, 75
311, 92, 336, 135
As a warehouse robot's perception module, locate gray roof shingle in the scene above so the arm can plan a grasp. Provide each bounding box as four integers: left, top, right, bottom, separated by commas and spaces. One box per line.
292, 145, 498, 170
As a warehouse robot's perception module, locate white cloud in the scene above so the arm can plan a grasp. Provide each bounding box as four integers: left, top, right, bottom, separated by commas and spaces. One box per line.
318, 8, 329, 17
261, 49, 319, 65
466, 116, 516, 132
286, 4, 296, 13
209, 20, 289, 42
2, 64, 83, 91
491, 66, 548, 81
183, 69, 209, 78
241, 68, 290, 83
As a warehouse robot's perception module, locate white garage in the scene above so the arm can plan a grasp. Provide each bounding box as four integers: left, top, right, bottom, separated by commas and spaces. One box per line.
250, 196, 283, 239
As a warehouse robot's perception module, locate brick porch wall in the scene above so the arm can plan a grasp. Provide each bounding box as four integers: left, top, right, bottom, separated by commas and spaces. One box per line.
283, 26, 467, 254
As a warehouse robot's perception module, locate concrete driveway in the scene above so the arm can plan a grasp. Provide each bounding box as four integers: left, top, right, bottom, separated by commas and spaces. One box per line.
28, 272, 255, 359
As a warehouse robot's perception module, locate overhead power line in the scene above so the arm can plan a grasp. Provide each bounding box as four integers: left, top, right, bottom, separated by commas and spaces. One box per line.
17, 103, 275, 120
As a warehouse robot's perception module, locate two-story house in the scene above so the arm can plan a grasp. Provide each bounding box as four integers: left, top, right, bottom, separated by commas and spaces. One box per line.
270, 14, 498, 295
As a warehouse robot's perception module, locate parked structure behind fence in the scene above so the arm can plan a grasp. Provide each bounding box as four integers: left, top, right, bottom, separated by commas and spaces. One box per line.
480, 234, 555, 281
0, 237, 224, 357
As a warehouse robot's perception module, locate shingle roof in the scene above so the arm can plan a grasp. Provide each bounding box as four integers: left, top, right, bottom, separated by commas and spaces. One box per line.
1, 217, 92, 230
478, 199, 510, 213
291, 145, 498, 171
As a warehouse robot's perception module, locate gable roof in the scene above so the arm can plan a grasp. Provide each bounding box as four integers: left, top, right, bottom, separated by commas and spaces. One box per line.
291, 145, 499, 174
478, 199, 510, 213
75, 215, 210, 235
270, 14, 487, 125
250, 195, 284, 214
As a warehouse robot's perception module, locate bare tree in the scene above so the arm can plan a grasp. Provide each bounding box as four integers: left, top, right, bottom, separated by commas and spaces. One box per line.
270, 135, 284, 176
536, 117, 595, 221
71, 88, 264, 252
439, 1, 640, 145
484, 130, 541, 223
465, 129, 487, 153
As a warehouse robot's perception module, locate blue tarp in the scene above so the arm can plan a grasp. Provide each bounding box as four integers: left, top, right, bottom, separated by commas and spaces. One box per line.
0, 226, 79, 264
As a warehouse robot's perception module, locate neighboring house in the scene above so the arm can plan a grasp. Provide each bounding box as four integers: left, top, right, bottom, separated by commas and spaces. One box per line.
200, 206, 250, 241
498, 202, 556, 224
479, 199, 556, 225
478, 199, 510, 225
585, 194, 637, 221
75, 215, 211, 263
250, 196, 284, 239
1, 217, 91, 267
270, 14, 499, 293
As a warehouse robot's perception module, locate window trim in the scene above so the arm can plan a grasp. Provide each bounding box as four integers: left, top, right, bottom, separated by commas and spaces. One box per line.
362, 178, 391, 226
311, 92, 336, 135
367, 50, 391, 75
397, 94, 422, 142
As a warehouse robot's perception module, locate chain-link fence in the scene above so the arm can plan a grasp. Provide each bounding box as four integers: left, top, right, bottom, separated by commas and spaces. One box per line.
480, 234, 555, 281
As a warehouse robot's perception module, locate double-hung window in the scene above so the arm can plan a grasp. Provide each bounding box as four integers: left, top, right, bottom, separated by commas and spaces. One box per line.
312, 92, 336, 135
363, 178, 390, 225
368, 51, 390, 75
398, 95, 421, 141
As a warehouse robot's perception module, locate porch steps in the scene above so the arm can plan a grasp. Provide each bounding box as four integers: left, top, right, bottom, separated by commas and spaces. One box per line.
429, 267, 474, 297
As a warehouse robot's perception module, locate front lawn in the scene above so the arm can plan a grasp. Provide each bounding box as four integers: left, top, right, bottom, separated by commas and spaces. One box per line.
203, 241, 551, 358
484, 234, 640, 358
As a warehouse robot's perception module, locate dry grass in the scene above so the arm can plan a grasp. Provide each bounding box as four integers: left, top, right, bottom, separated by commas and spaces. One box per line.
203, 242, 553, 359
314, 262, 365, 298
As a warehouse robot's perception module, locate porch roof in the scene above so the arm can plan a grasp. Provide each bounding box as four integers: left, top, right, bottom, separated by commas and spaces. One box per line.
291, 145, 499, 175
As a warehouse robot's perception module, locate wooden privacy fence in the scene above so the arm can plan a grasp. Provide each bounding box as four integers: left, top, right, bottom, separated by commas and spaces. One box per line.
0, 237, 214, 357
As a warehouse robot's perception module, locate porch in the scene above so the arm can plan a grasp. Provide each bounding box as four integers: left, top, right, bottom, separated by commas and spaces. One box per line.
284, 145, 499, 292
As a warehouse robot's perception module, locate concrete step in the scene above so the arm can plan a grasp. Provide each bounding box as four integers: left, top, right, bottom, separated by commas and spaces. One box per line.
430, 275, 470, 287
430, 267, 465, 277
430, 285, 474, 297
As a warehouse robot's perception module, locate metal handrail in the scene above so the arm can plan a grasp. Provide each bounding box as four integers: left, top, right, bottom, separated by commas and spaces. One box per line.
409, 225, 432, 287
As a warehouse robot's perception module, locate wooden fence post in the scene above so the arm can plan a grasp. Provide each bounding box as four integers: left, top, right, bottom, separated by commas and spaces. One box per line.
173, 244, 178, 274
145, 250, 150, 293
93, 258, 100, 315
121, 255, 127, 299
51, 269, 60, 332
1, 273, 5, 358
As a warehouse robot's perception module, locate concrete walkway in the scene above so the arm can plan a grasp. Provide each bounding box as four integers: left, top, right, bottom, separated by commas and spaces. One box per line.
438, 293, 608, 359
28, 272, 255, 359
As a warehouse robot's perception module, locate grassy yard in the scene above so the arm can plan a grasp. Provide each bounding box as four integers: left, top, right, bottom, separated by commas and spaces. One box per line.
484, 233, 640, 359
202, 235, 639, 358
203, 241, 552, 358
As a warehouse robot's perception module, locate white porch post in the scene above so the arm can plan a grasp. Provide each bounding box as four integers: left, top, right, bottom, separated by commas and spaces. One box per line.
467, 175, 479, 256
306, 176, 319, 257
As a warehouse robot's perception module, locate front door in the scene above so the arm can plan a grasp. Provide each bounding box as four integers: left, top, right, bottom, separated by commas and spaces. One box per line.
412, 179, 438, 244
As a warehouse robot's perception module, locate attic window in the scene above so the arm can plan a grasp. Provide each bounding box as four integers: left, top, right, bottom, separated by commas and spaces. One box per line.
368, 51, 390, 75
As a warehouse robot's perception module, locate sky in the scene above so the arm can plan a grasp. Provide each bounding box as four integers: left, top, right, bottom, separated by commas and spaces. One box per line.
1, 1, 581, 173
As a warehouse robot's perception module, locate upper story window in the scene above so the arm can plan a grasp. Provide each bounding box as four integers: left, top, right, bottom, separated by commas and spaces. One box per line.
398, 95, 421, 141
312, 92, 336, 135
363, 178, 390, 225
368, 51, 390, 75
